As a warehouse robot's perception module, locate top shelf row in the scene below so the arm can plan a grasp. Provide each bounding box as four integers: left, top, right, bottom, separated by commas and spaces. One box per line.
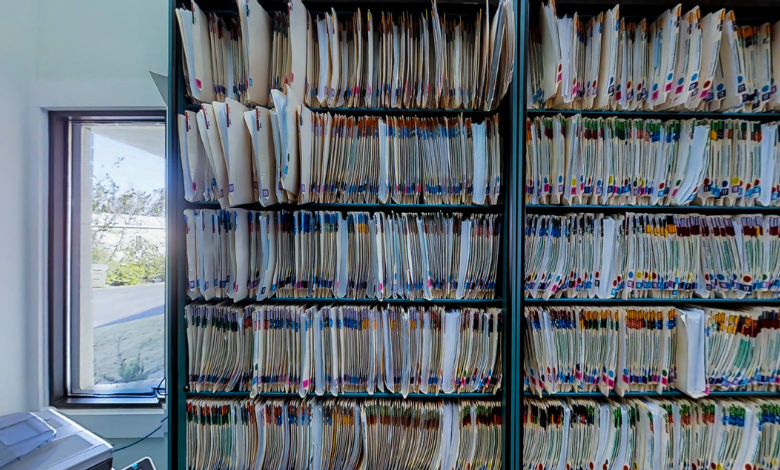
529, 1, 780, 114
199, 0, 780, 11
197, 0, 503, 12
186, 103, 507, 116
175, 0, 515, 112
196, 0, 780, 10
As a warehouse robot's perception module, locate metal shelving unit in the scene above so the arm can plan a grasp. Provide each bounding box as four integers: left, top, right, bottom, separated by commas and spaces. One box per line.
520, 0, 780, 406
167, 0, 520, 468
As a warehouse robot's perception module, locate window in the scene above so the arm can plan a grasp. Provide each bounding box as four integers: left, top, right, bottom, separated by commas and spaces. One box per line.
49, 111, 167, 406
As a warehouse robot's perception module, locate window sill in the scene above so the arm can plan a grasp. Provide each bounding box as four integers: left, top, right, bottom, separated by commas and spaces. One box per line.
58, 405, 167, 440
54, 396, 163, 409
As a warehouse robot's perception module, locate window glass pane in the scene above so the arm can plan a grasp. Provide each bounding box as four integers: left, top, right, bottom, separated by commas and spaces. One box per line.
76, 122, 166, 395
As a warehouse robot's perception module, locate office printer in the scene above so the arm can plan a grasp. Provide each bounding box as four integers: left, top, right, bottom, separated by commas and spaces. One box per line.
1, 408, 112, 470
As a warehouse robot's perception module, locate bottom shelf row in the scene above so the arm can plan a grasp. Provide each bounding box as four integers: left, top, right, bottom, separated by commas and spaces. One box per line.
186, 398, 502, 470
525, 396, 780, 470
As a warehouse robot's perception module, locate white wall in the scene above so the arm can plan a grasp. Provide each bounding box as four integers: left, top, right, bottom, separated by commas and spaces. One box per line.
0, 0, 37, 419
34, 0, 168, 107
0, 0, 169, 468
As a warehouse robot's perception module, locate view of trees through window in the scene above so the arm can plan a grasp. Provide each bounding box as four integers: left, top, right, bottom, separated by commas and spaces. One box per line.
82, 123, 165, 393
92, 177, 165, 287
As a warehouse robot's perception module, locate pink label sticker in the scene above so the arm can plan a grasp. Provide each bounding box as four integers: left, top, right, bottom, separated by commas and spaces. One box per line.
196, 78, 203, 89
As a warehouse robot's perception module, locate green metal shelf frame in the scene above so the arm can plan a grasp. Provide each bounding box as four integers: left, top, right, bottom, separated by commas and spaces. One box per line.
167, 0, 521, 468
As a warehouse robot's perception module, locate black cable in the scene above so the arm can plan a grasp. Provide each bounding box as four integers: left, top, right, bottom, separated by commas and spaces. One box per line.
152, 377, 167, 398
112, 417, 168, 454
